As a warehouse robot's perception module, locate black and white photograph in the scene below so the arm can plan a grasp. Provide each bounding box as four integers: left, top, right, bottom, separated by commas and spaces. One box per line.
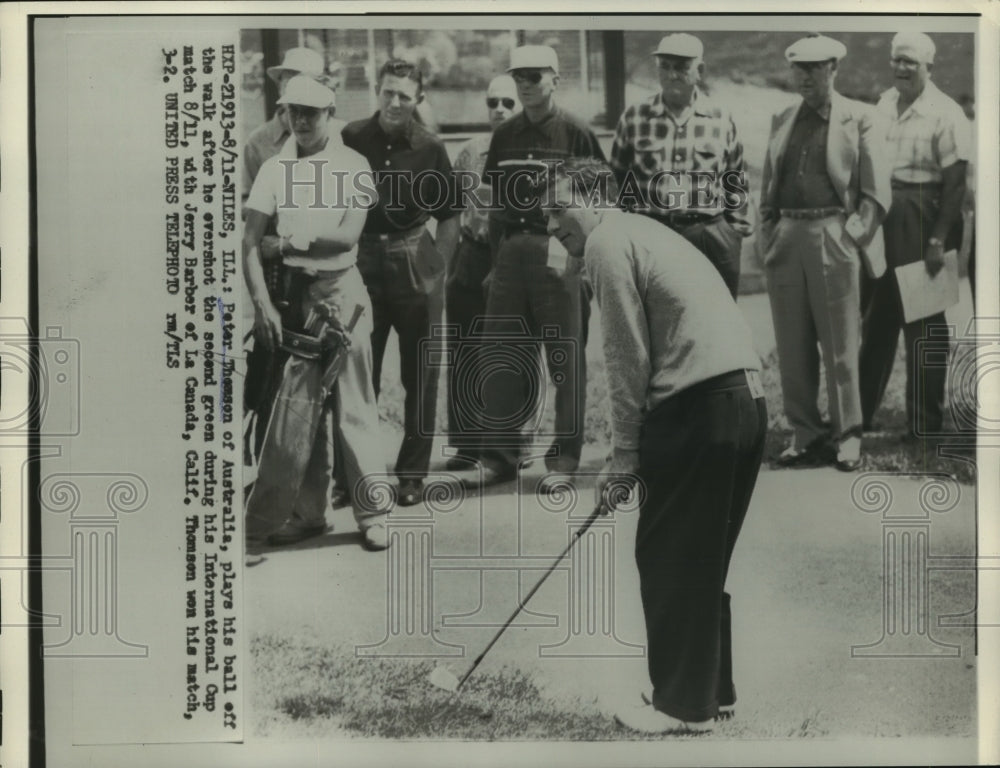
3, 3, 998, 767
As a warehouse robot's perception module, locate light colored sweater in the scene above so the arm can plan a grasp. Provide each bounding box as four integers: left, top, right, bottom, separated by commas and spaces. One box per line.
584, 210, 760, 450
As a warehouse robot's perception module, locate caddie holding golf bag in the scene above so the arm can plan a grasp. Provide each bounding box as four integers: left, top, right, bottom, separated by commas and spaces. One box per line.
243, 75, 392, 552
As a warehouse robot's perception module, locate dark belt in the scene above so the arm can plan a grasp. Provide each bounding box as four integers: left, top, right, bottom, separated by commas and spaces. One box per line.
778, 207, 844, 220
501, 227, 546, 238
655, 211, 725, 228
684, 369, 753, 396
285, 264, 353, 279
892, 180, 942, 191
360, 223, 425, 245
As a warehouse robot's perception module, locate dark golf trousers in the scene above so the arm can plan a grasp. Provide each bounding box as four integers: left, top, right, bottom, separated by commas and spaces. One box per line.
358, 227, 443, 481
478, 231, 586, 473
637, 371, 767, 723
445, 237, 492, 461
860, 186, 950, 435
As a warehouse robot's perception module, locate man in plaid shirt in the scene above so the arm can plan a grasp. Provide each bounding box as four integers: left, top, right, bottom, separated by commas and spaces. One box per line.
609, 33, 754, 297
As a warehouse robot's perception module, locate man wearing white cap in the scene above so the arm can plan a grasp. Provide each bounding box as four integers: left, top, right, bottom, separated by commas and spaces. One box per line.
243, 75, 392, 551
444, 75, 520, 468
468, 44, 606, 492
610, 33, 754, 297
244, 46, 345, 195
760, 34, 891, 471
859, 31, 970, 439
243, 45, 352, 511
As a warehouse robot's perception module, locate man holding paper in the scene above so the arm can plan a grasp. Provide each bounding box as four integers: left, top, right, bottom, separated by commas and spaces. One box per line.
759, 34, 891, 471
859, 31, 970, 438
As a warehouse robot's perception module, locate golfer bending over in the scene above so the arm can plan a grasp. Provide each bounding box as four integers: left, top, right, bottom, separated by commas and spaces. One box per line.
543, 158, 767, 733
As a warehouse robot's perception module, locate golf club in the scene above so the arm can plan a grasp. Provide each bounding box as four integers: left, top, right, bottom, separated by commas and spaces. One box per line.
429, 482, 632, 693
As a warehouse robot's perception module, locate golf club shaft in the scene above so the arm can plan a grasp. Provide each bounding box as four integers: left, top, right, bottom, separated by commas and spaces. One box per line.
456, 501, 606, 689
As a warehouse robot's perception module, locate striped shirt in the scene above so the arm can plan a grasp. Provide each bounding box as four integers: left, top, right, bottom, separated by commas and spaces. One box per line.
877, 81, 972, 184
609, 89, 753, 235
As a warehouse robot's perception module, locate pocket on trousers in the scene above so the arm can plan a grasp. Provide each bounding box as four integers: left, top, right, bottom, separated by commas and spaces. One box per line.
821, 219, 860, 299
410, 229, 445, 294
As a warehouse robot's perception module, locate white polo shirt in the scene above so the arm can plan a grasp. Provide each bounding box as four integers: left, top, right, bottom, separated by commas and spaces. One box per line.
246, 133, 373, 271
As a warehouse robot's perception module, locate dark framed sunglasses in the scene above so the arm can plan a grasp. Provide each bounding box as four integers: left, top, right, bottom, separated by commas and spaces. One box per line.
511, 69, 545, 85
486, 97, 517, 110
288, 104, 323, 120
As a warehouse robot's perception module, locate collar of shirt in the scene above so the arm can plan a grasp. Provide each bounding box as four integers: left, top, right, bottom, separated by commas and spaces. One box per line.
647, 88, 711, 122
365, 111, 441, 153
266, 110, 292, 150
508, 106, 565, 138
276, 132, 335, 161
797, 100, 831, 122
883, 80, 946, 121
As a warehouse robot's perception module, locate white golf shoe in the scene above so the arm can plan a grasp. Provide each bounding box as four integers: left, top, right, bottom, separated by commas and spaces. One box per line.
614, 701, 714, 734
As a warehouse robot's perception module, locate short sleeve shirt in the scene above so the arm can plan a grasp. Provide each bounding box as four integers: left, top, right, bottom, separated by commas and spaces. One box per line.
341, 113, 459, 234
877, 81, 972, 184
484, 107, 606, 235
246, 134, 373, 272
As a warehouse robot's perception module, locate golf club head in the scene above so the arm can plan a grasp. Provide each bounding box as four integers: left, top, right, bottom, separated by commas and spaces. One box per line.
428, 665, 460, 693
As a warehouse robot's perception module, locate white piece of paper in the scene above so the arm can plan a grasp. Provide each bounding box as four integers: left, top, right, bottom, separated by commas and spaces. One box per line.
895, 250, 960, 323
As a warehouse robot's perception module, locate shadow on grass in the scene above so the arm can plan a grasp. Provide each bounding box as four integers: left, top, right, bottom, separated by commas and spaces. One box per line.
252, 635, 720, 741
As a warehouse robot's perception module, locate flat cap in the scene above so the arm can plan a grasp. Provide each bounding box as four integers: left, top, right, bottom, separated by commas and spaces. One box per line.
891, 31, 935, 64
785, 34, 847, 63
508, 45, 559, 75
653, 33, 704, 59
267, 46, 325, 82
277, 74, 336, 108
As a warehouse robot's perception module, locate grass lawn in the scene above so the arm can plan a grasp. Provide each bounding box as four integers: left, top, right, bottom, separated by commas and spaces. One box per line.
252, 636, 836, 740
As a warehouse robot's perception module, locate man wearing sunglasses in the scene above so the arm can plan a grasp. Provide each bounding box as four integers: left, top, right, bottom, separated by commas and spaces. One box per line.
342, 59, 461, 508
609, 34, 754, 298
467, 45, 605, 493
759, 34, 891, 472
444, 75, 520, 469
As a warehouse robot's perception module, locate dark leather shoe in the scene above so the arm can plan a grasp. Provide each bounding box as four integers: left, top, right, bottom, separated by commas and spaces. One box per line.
835, 456, 862, 472
775, 440, 834, 468
331, 486, 351, 508
397, 480, 424, 507
445, 455, 478, 472
460, 462, 517, 490
267, 520, 330, 546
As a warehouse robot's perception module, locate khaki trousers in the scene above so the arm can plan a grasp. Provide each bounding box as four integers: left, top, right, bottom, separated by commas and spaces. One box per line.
764, 214, 863, 449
